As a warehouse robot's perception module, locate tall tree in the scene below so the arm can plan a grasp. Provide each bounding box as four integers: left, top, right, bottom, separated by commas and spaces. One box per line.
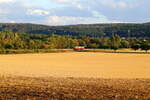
110, 34, 121, 51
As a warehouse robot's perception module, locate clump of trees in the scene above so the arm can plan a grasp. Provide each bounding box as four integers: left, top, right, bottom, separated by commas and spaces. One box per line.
0, 31, 149, 53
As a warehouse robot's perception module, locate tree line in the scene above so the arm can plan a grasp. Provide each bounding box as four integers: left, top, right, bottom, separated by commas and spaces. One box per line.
0, 31, 150, 52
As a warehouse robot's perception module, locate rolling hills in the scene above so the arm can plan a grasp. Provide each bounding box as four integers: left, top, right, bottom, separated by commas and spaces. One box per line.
0, 23, 150, 37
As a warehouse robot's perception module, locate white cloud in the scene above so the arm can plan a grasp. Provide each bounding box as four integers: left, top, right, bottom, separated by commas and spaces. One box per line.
0, 0, 148, 24
91, 10, 109, 22
0, 9, 9, 14
75, 3, 84, 9
111, 20, 128, 23
46, 16, 110, 25
101, 0, 116, 8
117, 1, 127, 8
27, 9, 49, 16
50, 0, 85, 9
9, 20, 16, 23
0, 0, 15, 3
50, 0, 75, 3
99, 0, 129, 8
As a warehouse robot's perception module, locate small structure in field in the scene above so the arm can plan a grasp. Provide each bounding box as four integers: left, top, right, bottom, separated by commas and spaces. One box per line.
74, 46, 85, 51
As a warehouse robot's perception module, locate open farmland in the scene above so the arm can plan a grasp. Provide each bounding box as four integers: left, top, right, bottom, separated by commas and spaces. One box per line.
0, 52, 150, 78
0, 52, 150, 100
0, 76, 150, 100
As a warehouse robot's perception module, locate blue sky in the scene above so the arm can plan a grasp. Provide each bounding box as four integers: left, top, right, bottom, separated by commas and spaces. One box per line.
0, 0, 149, 25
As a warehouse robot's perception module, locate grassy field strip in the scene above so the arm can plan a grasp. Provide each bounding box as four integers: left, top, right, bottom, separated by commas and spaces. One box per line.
82, 49, 150, 54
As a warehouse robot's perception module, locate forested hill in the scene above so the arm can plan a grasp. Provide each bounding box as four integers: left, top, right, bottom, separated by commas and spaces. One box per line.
0, 23, 150, 37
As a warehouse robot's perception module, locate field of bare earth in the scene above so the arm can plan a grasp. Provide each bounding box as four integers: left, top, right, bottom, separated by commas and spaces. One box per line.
0, 76, 150, 100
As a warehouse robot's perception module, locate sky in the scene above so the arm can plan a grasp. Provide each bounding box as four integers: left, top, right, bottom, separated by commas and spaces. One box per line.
0, 0, 149, 25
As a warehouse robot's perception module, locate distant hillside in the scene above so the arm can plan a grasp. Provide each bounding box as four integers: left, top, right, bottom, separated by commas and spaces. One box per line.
0, 23, 150, 37
144, 22, 150, 25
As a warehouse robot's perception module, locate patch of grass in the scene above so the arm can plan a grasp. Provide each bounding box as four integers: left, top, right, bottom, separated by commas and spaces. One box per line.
81, 49, 150, 54
0, 49, 74, 54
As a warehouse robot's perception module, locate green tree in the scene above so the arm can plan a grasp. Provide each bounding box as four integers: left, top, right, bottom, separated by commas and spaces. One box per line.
120, 39, 129, 48
141, 41, 150, 52
4, 43, 14, 49
99, 37, 110, 49
110, 34, 121, 51
88, 43, 99, 48
69, 39, 79, 48
78, 39, 87, 47
131, 43, 140, 51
